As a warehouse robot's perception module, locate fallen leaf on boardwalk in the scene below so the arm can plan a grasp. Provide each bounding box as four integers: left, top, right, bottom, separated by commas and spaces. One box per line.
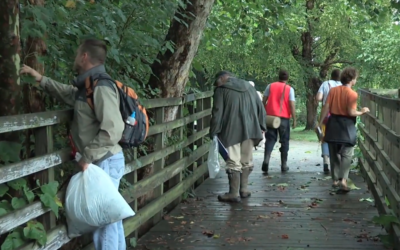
235, 229, 248, 233
311, 217, 323, 220
202, 230, 214, 237
163, 215, 172, 221
305, 151, 312, 153
281, 234, 289, 239
343, 218, 357, 224
213, 234, 220, 239
181, 221, 187, 225
347, 178, 361, 190
271, 211, 284, 217
171, 216, 184, 219
277, 183, 288, 187
257, 215, 270, 219
308, 202, 318, 208
359, 198, 374, 202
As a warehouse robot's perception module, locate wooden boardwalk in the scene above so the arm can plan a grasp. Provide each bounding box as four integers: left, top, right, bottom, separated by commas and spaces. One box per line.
137, 142, 386, 250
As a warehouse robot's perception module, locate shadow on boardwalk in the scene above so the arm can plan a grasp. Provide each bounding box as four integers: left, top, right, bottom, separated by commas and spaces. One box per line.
137, 141, 386, 250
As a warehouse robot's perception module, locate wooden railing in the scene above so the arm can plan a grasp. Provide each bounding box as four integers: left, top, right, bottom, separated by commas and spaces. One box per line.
358, 88, 400, 248
0, 91, 213, 249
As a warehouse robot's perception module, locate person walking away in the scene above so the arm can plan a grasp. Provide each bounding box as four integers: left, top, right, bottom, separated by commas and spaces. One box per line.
21, 39, 127, 250
249, 81, 264, 101
261, 70, 296, 174
249, 81, 265, 150
210, 71, 266, 202
319, 67, 369, 193
315, 69, 342, 174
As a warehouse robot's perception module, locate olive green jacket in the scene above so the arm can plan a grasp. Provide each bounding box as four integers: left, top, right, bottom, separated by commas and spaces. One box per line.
210, 77, 267, 148
40, 65, 124, 164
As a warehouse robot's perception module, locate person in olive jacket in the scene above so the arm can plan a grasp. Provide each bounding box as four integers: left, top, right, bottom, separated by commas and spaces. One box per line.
210, 71, 266, 202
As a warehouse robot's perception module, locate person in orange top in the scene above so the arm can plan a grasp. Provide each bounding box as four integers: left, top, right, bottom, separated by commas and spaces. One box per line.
318, 67, 369, 193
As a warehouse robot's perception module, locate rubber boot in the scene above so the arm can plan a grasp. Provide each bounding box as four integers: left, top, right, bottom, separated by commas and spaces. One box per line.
218, 169, 241, 202
281, 152, 289, 172
262, 151, 271, 173
239, 168, 252, 198
323, 155, 330, 174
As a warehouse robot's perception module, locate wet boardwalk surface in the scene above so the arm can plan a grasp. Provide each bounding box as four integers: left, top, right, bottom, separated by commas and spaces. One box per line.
137, 141, 386, 250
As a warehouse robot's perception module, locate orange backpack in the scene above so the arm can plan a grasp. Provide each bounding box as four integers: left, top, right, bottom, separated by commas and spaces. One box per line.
85, 75, 149, 148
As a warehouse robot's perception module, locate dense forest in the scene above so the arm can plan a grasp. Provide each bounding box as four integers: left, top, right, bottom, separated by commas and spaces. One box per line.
1, 0, 400, 249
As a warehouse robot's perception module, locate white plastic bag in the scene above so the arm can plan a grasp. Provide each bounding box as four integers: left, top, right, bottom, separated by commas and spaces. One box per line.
207, 136, 221, 178
65, 153, 135, 238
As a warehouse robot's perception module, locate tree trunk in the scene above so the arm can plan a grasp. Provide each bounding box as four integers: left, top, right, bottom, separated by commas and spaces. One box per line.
0, 0, 22, 161
0, 0, 21, 117
305, 77, 320, 130
148, 0, 215, 122
301, 0, 317, 130
137, 0, 214, 234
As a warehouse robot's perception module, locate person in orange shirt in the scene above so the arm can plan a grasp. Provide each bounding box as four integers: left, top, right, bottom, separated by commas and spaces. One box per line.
318, 67, 369, 193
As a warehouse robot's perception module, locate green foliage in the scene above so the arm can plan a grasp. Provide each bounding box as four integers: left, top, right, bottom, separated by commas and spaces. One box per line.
0, 141, 22, 165
129, 237, 137, 247
21, 0, 180, 98
0, 180, 62, 249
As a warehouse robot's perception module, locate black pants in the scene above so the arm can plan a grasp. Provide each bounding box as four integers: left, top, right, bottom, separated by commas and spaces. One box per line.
264, 118, 290, 154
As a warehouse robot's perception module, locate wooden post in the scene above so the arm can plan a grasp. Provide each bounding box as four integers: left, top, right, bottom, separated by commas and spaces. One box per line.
34, 126, 56, 230
152, 107, 165, 224
124, 148, 138, 240
195, 98, 204, 187
166, 104, 184, 209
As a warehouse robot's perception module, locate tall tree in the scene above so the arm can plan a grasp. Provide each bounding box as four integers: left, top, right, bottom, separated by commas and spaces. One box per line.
0, 0, 21, 117
148, 0, 215, 121
0, 0, 22, 163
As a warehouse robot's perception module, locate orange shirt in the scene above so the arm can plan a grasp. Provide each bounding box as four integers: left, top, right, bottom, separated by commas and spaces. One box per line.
325, 86, 358, 116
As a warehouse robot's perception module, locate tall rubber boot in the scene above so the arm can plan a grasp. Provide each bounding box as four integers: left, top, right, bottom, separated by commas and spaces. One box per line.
323, 155, 330, 174
281, 152, 289, 172
240, 168, 252, 198
218, 169, 241, 202
261, 151, 271, 173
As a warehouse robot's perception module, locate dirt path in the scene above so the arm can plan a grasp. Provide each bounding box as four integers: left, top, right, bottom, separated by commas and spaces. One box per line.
253, 140, 325, 173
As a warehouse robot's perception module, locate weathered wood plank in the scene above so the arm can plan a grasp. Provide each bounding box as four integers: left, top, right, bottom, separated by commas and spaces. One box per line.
0, 92, 212, 134
0, 110, 72, 133
147, 108, 211, 136
359, 88, 400, 112
369, 88, 399, 97
137, 170, 386, 250
124, 127, 209, 173
141, 97, 182, 109
359, 157, 400, 249
18, 224, 70, 250
0, 149, 70, 184
359, 125, 400, 180
0, 201, 50, 234
122, 143, 209, 203
152, 107, 165, 224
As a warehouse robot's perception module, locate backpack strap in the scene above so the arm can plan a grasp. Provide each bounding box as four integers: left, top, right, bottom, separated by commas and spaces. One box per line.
279, 82, 288, 115
85, 74, 119, 110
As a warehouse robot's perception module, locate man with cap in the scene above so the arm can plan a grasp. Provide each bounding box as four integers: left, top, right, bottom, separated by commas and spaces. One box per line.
210, 71, 266, 202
